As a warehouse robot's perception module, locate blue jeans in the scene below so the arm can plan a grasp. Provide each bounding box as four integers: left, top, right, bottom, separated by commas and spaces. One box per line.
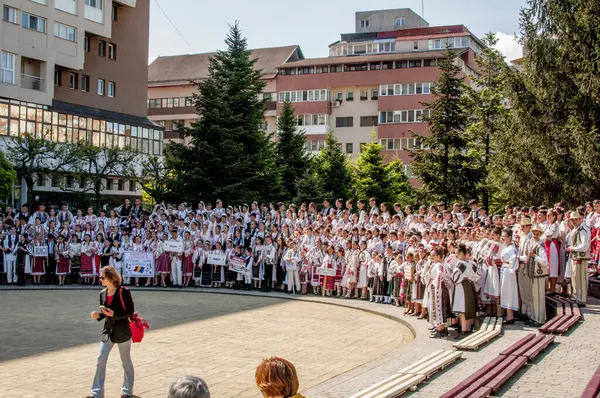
91, 339, 134, 398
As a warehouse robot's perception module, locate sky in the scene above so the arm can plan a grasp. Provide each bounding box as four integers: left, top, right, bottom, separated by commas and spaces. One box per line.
148, 0, 526, 63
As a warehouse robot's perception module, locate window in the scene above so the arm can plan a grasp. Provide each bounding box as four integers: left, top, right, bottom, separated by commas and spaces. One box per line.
85, 0, 102, 9
395, 17, 406, 28
360, 19, 369, 28
278, 89, 330, 103
117, 179, 124, 191
396, 60, 408, 69
382, 61, 393, 70
409, 60, 422, 68
296, 114, 327, 126
371, 90, 378, 100
377, 42, 395, 53
84, 36, 90, 51
336, 117, 353, 128
107, 81, 115, 97
97, 79, 104, 95
370, 62, 381, 70
2, 5, 17, 24
1, 52, 15, 84
335, 92, 343, 101
54, 68, 61, 86
305, 140, 325, 152
316, 65, 328, 74
108, 43, 116, 60
346, 143, 353, 153
413, 41, 419, 51
424, 59, 437, 67
360, 116, 378, 127
330, 64, 342, 73
360, 90, 368, 101
69, 72, 78, 89
346, 92, 354, 101
279, 68, 296, 76
98, 40, 106, 57
22, 12, 46, 33
111, 5, 118, 21
81, 75, 89, 92
129, 180, 136, 192
379, 110, 430, 124
54, 22, 76, 41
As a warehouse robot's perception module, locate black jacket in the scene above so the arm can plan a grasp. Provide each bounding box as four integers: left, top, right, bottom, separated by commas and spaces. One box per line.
97, 286, 135, 343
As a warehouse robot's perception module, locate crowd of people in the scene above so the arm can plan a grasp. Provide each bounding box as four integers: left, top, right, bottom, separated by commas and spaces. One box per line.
1, 197, 598, 337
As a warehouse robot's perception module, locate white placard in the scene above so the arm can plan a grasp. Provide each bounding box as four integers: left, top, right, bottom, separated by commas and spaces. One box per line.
229, 256, 246, 273
317, 267, 337, 276
164, 240, 184, 253
254, 245, 265, 251
285, 262, 297, 271
34, 246, 48, 257
124, 251, 155, 277
208, 253, 226, 266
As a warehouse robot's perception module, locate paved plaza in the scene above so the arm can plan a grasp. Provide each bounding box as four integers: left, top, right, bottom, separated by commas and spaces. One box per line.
0, 287, 599, 398
0, 289, 412, 398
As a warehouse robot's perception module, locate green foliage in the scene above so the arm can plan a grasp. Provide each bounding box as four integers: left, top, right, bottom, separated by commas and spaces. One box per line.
0, 151, 16, 200
293, 158, 324, 205
276, 101, 308, 201
464, 33, 509, 208
385, 160, 415, 207
352, 139, 389, 202
410, 48, 483, 204
316, 131, 352, 200
489, 0, 600, 206
167, 22, 280, 204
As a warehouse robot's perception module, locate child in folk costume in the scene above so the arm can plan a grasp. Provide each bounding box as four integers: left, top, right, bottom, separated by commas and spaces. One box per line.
16, 233, 29, 286
261, 235, 277, 292
80, 234, 97, 285
132, 235, 146, 287
211, 241, 225, 288
481, 227, 504, 317
401, 252, 416, 313
299, 246, 310, 295
68, 234, 81, 284
155, 233, 171, 287
368, 252, 381, 302
499, 230, 519, 325
388, 253, 403, 307
341, 241, 353, 297
182, 231, 194, 287
199, 240, 213, 287
357, 240, 370, 300
252, 237, 264, 290
275, 237, 287, 290
544, 210, 561, 292
30, 233, 47, 285
382, 245, 394, 304
224, 239, 236, 288
244, 246, 254, 291
344, 241, 360, 298
451, 244, 480, 334
99, 239, 112, 269
321, 243, 336, 296
283, 240, 301, 294
309, 239, 323, 295
168, 229, 184, 287
191, 240, 205, 287
334, 246, 345, 297
56, 234, 70, 286
427, 248, 454, 338
109, 238, 124, 280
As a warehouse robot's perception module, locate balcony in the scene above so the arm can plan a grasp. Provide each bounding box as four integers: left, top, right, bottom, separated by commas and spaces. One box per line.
84, 5, 104, 24
20, 74, 45, 92
148, 106, 195, 116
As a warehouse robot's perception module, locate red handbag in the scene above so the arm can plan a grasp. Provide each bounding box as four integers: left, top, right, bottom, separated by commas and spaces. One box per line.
119, 288, 150, 343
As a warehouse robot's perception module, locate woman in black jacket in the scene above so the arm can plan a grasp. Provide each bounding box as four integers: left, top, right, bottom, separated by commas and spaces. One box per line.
88, 265, 135, 398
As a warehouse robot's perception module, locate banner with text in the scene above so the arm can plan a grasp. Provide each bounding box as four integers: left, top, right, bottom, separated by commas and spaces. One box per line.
124, 251, 155, 277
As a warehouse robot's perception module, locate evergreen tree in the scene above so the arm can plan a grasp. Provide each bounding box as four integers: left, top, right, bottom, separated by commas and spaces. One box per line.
464, 33, 508, 208
316, 131, 352, 201
385, 160, 415, 207
352, 138, 389, 202
294, 159, 324, 205
276, 101, 308, 201
168, 22, 280, 204
0, 152, 16, 201
410, 48, 483, 204
490, 0, 600, 205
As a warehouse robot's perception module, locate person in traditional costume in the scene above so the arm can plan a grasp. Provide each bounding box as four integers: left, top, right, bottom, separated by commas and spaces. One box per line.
320, 243, 336, 296
16, 233, 29, 286
543, 210, 561, 293
565, 211, 590, 306
155, 233, 171, 287
4, 226, 18, 284
357, 240, 370, 300
517, 217, 534, 322
334, 246, 345, 297
481, 227, 504, 316
451, 244, 479, 334
56, 234, 70, 286
401, 251, 416, 312
30, 232, 47, 285
68, 234, 81, 284
181, 232, 194, 287
427, 248, 453, 338
499, 229, 519, 325
529, 225, 549, 325
283, 240, 301, 294
211, 241, 225, 288
109, 238, 124, 280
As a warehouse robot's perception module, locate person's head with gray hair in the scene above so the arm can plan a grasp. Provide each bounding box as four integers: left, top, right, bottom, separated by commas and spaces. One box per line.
168, 375, 210, 398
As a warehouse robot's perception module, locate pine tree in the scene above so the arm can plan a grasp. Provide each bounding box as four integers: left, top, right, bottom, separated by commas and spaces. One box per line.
352, 138, 389, 202
410, 48, 483, 204
294, 159, 324, 205
168, 22, 280, 204
276, 101, 308, 201
489, 0, 600, 205
385, 160, 415, 207
317, 131, 352, 201
464, 33, 508, 208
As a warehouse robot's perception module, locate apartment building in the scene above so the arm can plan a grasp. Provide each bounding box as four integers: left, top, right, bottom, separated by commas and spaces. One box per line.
275, 9, 483, 181
147, 45, 303, 144
0, 0, 161, 206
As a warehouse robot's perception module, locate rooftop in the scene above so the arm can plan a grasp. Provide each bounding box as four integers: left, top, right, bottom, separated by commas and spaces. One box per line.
278, 50, 463, 68
148, 45, 303, 85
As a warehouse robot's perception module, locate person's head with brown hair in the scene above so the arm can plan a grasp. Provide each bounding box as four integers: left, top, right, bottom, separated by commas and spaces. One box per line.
100, 265, 122, 288
255, 357, 300, 398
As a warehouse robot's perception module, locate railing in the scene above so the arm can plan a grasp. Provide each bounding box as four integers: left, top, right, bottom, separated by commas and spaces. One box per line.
84, 5, 104, 24
20, 74, 45, 92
